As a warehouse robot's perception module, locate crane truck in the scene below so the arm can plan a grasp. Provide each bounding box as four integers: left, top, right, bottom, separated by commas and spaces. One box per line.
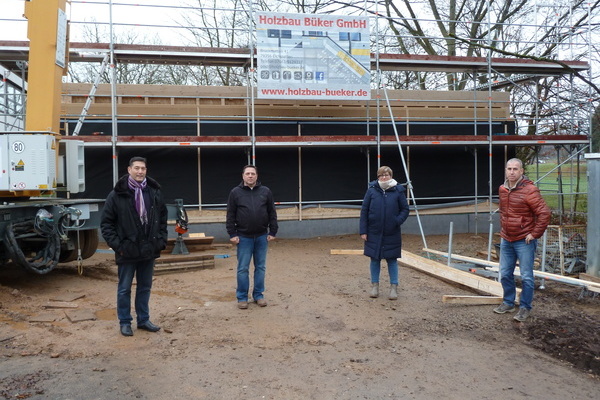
0, 0, 103, 274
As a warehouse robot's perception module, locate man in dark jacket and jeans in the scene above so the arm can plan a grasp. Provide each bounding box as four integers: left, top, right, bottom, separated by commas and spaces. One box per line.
101, 156, 168, 336
226, 165, 278, 310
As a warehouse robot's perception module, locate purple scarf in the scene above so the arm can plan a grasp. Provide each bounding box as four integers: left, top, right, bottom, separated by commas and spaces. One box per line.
128, 176, 148, 225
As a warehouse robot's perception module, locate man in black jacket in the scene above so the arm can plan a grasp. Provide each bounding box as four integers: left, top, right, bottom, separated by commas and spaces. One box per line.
226, 165, 278, 309
101, 156, 168, 336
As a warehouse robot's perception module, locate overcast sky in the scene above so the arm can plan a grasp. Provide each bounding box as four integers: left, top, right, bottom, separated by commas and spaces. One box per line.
1, 0, 190, 44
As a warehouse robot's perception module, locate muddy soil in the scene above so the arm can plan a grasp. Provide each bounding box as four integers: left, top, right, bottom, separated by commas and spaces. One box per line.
0, 233, 598, 399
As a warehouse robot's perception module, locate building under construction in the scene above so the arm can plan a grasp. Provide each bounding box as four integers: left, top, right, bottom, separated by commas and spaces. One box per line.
0, 1, 594, 239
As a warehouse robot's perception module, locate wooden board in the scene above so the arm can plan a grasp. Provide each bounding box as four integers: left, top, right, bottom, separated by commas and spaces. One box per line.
63, 83, 511, 121
424, 248, 600, 290
399, 251, 519, 300
330, 249, 362, 255
154, 255, 215, 275
579, 273, 600, 283
166, 237, 214, 245
442, 295, 503, 305
43, 302, 78, 309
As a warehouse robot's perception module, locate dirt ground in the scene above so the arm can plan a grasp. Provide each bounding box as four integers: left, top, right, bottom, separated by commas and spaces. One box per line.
1, 233, 599, 399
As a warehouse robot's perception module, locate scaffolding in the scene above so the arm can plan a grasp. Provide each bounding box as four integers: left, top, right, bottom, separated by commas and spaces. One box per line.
0, 0, 596, 223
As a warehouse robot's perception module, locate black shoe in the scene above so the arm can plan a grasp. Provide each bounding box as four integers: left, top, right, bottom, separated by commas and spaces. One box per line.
138, 321, 161, 332
120, 324, 133, 336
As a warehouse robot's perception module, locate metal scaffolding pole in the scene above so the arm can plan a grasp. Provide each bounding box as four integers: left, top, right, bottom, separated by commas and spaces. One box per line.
109, 0, 118, 185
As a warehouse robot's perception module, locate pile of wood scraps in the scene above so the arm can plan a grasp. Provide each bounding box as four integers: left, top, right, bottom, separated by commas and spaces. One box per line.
30, 293, 96, 323
156, 233, 227, 275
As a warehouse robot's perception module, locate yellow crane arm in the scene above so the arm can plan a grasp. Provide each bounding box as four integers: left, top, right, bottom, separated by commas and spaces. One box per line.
24, 0, 68, 134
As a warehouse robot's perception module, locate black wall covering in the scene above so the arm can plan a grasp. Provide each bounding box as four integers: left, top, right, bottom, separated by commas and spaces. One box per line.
381, 145, 510, 202
70, 147, 200, 205
68, 120, 515, 137
66, 120, 514, 206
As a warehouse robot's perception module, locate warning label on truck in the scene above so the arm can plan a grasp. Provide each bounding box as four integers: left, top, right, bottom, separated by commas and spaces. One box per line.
15, 159, 25, 171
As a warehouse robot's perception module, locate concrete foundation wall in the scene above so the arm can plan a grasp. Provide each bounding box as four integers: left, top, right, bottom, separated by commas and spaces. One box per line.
184, 213, 500, 242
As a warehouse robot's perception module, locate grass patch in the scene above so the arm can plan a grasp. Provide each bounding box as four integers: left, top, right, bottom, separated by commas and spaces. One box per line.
526, 162, 588, 213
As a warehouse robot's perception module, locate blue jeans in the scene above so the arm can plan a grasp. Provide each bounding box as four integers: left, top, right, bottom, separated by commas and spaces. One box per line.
499, 238, 536, 310
117, 259, 155, 326
236, 234, 268, 302
369, 257, 399, 285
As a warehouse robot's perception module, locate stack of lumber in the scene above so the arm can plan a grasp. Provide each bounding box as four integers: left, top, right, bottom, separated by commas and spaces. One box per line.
156, 233, 220, 275
154, 254, 215, 275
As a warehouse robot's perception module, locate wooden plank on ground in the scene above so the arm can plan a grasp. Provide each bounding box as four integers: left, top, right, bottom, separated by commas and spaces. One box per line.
330, 249, 362, 255
424, 247, 600, 290
579, 273, 600, 284
43, 302, 78, 309
49, 293, 86, 302
154, 256, 215, 275
442, 295, 503, 305
158, 254, 216, 263
399, 251, 519, 299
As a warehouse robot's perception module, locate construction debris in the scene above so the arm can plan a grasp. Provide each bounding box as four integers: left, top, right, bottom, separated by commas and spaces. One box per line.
29, 312, 59, 322
541, 225, 587, 275
64, 309, 96, 323
49, 294, 86, 302
43, 302, 78, 309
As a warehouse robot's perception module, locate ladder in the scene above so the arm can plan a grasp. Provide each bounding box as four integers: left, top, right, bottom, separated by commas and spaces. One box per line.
72, 53, 110, 136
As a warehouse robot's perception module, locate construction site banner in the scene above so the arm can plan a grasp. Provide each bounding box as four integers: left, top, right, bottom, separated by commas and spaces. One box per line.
256, 12, 371, 101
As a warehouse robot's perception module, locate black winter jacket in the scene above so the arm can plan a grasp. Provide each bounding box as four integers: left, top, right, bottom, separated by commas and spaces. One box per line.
101, 174, 168, 264
226, 181, 278, 238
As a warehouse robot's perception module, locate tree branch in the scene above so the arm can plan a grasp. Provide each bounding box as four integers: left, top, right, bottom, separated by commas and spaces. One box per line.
449, 33, 600, 96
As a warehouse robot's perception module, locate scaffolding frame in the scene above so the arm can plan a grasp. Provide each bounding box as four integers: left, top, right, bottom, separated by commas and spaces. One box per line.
0, 1, 595, 224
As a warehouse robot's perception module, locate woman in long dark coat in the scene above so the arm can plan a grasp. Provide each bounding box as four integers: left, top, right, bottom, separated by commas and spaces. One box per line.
359, 166, 410, 300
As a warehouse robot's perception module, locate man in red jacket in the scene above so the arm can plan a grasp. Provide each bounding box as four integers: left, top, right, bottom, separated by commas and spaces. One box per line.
494, 158, 551, 322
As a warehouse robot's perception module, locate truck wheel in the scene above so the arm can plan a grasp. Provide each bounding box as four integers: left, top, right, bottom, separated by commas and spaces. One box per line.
81, 229, 99, 260
59, 229, 100, 262
59, 232, 78, 263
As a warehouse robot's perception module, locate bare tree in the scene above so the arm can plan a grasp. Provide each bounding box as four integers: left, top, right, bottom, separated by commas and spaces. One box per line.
67, 20, 192, 85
